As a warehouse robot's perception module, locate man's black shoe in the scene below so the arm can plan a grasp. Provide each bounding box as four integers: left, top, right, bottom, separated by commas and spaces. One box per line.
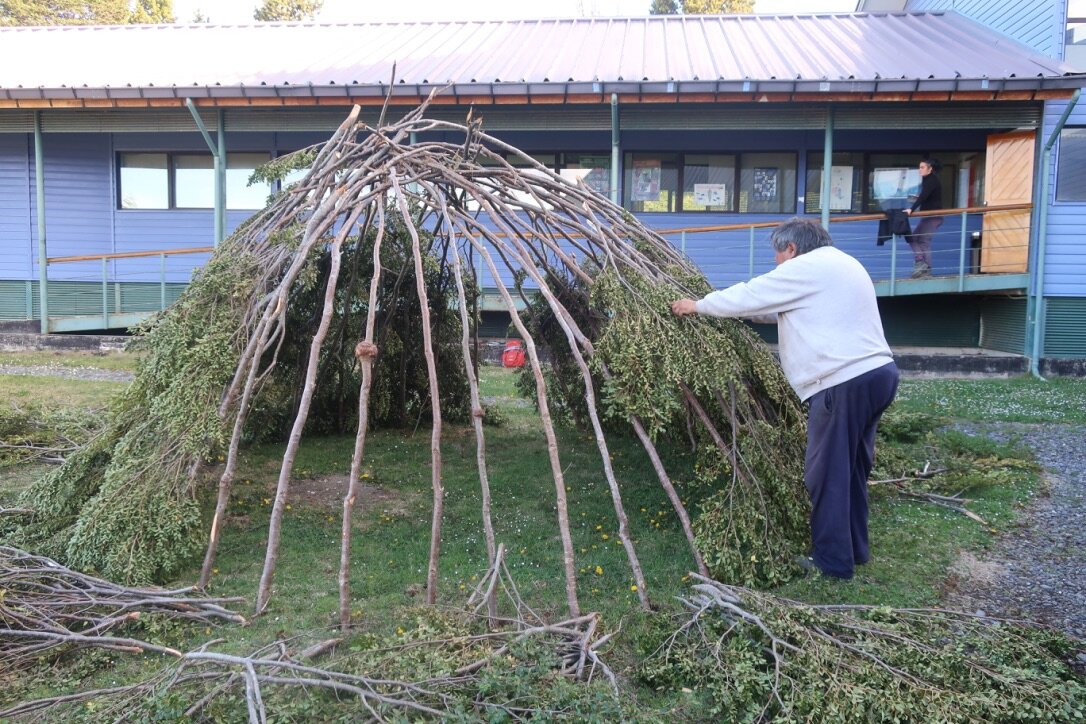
794, 555, 820, 576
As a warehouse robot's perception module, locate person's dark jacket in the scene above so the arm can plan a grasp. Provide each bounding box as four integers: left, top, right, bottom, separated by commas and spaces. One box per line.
911, 173, 943, 212
877, 208, 912, 245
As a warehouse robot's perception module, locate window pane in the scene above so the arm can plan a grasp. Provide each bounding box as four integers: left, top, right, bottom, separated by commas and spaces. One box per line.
227, 152, 272, 209
119, 153, 168, 209
624, 153, 679, 212
174, 154, 214, 209
739, 153, 796, 213
1057, 128, 1086, 201
806, 153, 863, 214
559, 153, 611, 197
682, 154, 734, 212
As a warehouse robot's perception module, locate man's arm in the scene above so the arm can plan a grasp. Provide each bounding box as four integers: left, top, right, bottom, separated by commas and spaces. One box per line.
671, 298, 777, 323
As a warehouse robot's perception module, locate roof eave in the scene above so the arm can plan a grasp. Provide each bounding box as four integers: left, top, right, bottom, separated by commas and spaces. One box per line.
4, 77, 1084, 103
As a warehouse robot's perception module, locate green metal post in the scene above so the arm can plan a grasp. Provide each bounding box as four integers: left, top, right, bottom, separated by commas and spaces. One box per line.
185, 99, 225, 247
957, 210, 968, 292
748, 226, 756, 279
1029, 89, 1080, 377
34, 112, 48, 333
216, 109, 226, 246
160, 253, 167, 310
889, 233, 897, 296
680, 230, 686, 254
610, 94, 620, 206
101, 258, 109, 330
820, 106, 833, 230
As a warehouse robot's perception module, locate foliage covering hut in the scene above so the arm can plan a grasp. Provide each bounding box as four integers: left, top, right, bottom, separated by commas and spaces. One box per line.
9, 99, 810, 620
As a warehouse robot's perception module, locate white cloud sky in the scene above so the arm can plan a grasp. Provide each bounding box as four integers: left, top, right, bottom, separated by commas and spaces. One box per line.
171, 0, 858, 24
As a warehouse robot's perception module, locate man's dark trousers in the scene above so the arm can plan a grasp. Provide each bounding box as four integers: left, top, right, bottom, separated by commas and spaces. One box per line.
804, 362, 900, 579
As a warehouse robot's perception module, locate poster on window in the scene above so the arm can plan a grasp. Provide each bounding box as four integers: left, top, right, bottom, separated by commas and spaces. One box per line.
753, 168, 778, 202
829, 165, 854, 211
872, 168, 921, 203
693, 183, 726, 207
631, 159, 661, 201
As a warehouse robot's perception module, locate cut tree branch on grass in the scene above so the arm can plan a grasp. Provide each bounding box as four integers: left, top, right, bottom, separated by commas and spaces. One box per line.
645, 574, 1085, 722
1, 551, 619, 722
0, 546, 245, 675
869, 463, 988, 524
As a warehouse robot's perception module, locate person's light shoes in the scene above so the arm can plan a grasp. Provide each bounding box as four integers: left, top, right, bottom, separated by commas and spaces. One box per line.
910, 262, 932, 279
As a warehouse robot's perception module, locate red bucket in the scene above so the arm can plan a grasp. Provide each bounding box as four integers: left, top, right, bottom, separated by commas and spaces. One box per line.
501, 339, 525, 368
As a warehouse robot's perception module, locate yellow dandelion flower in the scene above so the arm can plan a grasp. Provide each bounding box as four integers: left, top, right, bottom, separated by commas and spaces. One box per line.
630, 585, 638, 591
396, 627, 405, 635
594, 565, 603, 575
595, 525, 603, 530
601, 534, 609, 540
285, 504, 292, 511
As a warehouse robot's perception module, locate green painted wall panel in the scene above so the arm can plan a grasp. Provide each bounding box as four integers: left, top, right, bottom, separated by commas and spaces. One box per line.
0, 280, 185, 321
876, 297, 981, 347
979, 297, 1027, 354
1044, 297, 1086, 358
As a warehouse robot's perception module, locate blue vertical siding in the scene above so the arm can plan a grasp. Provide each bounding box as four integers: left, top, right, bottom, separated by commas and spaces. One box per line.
0, 134, 31, 280
1042, 99, 1086, 297
33, 134, 114, 283
905, 0, 1065, 57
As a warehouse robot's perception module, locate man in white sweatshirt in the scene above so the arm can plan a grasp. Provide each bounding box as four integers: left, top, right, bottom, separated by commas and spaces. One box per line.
671, 218, 899, 580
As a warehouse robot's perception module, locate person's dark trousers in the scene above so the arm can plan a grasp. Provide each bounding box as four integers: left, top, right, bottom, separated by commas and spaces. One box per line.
907, 216, 943, 268
804, 362, 900, 579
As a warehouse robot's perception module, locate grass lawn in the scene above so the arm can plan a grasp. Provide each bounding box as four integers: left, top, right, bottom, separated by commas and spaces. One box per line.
1, 354, 1081, 717
0, 349, 140, 372
0, 374, 128, 411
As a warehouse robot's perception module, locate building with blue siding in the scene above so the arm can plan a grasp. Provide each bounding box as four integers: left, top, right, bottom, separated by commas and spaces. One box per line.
0, 12, 1083, 367
858, 0, 1086, 364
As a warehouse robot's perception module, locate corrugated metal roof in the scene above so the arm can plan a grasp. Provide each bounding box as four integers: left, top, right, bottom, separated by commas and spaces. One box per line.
0, 12, 1080, 101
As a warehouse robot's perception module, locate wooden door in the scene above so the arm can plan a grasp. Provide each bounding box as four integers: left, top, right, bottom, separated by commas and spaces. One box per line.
981, 130, 1035, 273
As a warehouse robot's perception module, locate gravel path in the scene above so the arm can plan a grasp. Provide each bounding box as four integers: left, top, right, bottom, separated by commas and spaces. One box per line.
944, 422, 1086, 643
0, 364, 134, 383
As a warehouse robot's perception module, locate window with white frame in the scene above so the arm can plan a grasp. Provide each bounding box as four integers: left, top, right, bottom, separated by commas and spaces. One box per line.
118, 152, 272, 210
1057, 128, 1086, 201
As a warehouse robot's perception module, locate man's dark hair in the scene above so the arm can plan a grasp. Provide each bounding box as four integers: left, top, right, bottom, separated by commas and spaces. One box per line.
769, 217, 834, 255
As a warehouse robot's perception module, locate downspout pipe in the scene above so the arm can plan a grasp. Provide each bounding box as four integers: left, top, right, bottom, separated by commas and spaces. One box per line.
1028, 89, 1079, 378
34, 111, 47, 334
185, 99, 225, 247
820, 106, 833, 230
610, 93, 620, 206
